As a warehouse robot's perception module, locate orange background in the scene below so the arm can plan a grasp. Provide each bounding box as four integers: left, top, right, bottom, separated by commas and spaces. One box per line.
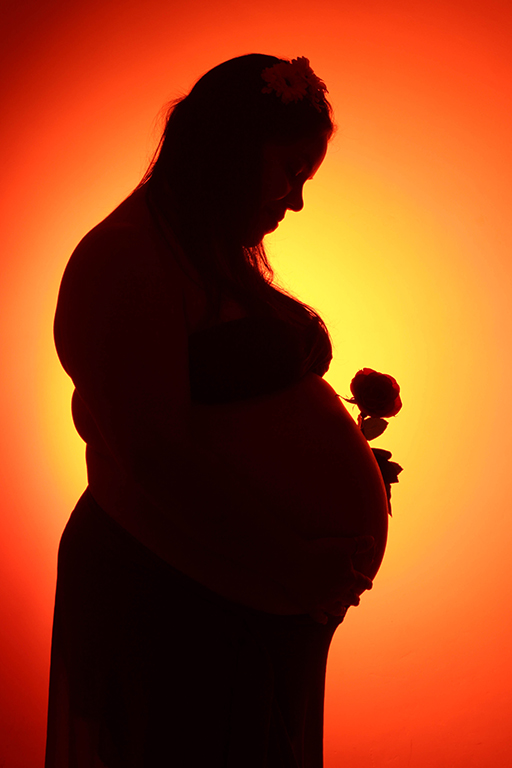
1, 1, 511, 765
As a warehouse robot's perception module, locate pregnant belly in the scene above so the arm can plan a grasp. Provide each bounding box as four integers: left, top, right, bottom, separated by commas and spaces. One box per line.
194, 373, 389, 579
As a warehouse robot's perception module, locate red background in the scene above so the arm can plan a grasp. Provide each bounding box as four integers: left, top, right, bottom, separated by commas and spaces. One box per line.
1, 1, 511, 765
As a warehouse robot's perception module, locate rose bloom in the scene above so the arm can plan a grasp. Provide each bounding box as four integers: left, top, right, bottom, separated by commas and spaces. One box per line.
350, 368, 402, 418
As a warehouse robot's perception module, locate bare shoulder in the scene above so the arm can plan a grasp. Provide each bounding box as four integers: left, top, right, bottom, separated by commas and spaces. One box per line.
59, 218, 175, 296
58, 188, 196, 297
53, 197, 197, 465
54, 195, 196, 369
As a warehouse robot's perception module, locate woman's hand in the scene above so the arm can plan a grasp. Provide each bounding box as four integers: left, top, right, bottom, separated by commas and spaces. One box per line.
279, 535, 375, 621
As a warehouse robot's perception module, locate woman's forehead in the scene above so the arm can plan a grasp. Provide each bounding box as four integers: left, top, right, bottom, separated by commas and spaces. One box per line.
269, 131, 327, 154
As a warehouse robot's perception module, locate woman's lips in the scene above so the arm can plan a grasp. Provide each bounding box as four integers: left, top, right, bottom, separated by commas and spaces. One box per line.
265, 209, 285, 227
255, 209, 286, 238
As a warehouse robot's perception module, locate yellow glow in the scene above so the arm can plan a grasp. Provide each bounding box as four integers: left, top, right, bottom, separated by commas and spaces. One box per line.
1, 1, 512, 765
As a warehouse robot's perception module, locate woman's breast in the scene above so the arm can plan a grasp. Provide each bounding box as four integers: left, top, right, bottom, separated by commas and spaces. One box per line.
71, 388, 109, 452
194, 373, 389, 579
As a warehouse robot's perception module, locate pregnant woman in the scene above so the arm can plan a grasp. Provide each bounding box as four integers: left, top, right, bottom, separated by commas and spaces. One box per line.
45, 54, 389, 767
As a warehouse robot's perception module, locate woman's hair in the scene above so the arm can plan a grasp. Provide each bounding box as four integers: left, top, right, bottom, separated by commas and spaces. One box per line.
141, 53, 334, 319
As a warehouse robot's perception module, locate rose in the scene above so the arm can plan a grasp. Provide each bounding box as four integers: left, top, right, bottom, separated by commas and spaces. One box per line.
343, 368, 403, 516
349, 368, 402, 418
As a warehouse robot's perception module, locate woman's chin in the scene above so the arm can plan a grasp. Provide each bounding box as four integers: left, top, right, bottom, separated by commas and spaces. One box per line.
243, 227, 274, 247
243, 214, 280, 246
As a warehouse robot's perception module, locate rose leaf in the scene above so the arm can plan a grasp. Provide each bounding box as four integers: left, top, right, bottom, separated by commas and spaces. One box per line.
361, 417, 388, 440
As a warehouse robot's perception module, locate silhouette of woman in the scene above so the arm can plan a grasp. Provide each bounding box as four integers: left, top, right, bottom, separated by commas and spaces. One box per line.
45, 54, 389, 767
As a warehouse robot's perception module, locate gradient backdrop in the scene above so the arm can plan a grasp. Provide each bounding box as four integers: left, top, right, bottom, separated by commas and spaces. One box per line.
1, 0, 511, 765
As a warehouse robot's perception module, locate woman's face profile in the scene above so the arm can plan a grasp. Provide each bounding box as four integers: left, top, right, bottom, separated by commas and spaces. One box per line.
244, 132, 329, 246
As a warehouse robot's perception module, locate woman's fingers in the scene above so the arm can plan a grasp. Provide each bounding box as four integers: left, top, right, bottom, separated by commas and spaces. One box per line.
353, 569, 373, 593
352, 535, 375, 556
309, 609, 329, 624
324, 538, 374, 607
289, 536, 375, 615
332, 536, 374, 592
332, 534, 375, 561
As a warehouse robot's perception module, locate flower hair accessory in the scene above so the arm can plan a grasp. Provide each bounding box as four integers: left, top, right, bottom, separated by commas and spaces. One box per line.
261, 57, 328, 112
343, 368, 403, 515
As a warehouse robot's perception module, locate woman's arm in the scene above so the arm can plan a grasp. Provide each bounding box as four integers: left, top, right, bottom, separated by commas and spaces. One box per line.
55, 223, 372, 614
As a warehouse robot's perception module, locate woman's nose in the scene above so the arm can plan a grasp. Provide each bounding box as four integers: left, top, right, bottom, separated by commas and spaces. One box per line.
285, 184, 305, 212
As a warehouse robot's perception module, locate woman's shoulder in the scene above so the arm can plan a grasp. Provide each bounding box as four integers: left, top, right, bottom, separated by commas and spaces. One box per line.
53, 196, 202, 388
54, 190, 212, 365
57, 188, 204, 326
66, 191, 171, 280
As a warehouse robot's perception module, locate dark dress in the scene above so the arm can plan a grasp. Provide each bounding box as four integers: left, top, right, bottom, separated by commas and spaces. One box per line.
45, 312, 345, 768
